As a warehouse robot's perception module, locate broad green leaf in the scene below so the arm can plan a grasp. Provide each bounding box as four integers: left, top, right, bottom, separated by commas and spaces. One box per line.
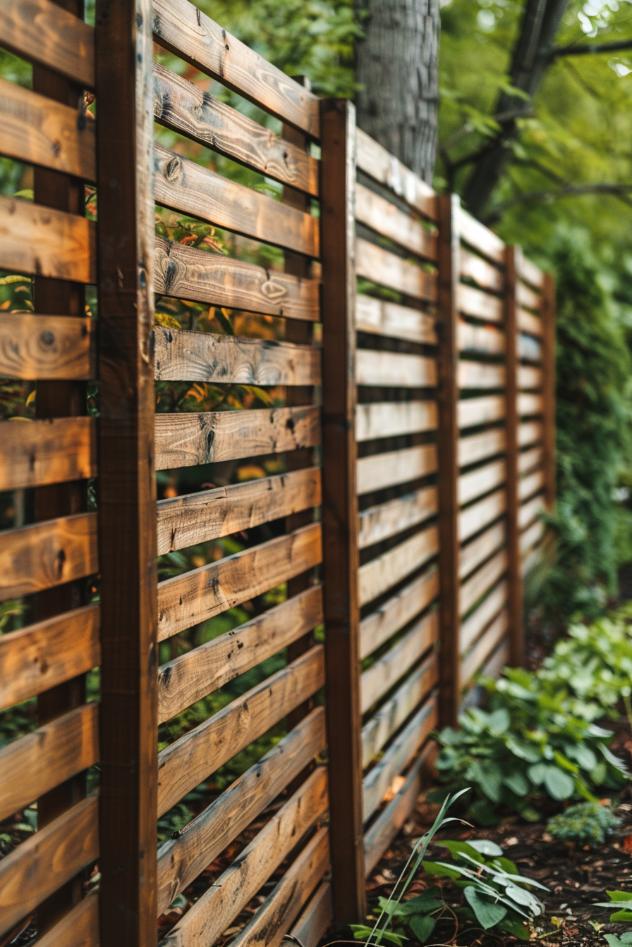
543, 767, 575, 800
463, 886, 507, 929
409, 914, 436, 942
468, 839, 504, 857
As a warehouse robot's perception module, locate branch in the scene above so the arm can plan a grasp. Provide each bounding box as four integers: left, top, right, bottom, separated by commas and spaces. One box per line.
487, 181, 632, 220
548, 38, 632, 58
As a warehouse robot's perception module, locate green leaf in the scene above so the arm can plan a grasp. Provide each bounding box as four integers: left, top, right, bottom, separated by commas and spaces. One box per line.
488, 708, 510, 735
463, 887, 507, 929
528, 762, 548, 786
468, 839, 504, 857
503, 770, 529, 797
543, 767, 575, 800
608, 891, 632, 902
611, 910, 632, 923
408, 914, 436, 942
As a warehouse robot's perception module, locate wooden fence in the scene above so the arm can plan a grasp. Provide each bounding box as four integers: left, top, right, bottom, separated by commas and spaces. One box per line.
0, 0, 554, 944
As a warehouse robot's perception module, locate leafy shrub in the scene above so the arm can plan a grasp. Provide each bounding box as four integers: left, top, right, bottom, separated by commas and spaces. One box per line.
436, 667, 628, 824
547, 802, 621, 847
597, 891, 632, 946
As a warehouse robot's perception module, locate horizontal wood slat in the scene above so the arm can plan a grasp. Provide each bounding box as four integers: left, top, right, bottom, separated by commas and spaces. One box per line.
154, 326, 320, 385
518, 392, 544, 416
519, 467, 545, 502
519, 492, 545, 530
155, 238, 320, 321
361, 611, 436, 713
157, 646, 324, 817
0, 0, 94, 87
356, 238, 438, 301
0, 314, 93, 380
458, 319, 504, 356
0, 512, 97, 601
359, 526, 438, 606
519, 420, 543, 448
157, 467, 321, 554
356, 401, 437, 442
461, 579, 508, 654
0, 196, 95, 282
359, 486, 437, 549
355, 295, 437, 344
360, 569, 439, 660
518, 364, 543, 390
460, 548, 507, 617
517, 306, 543, 337
459, 488, 506, 543
153, 0, 320, 136
461, 609, 508, 687
458, 208, 505, 262
520, 516, 546, 555
289, 883, 333, 947
357, 444, 437, 494
519, 445, 543, 475
356, 348, 436, 388
356, 129, 437, 219
460, 249, 503, 292
33, 893, 98, 947
0, 77, 95, 179
517, 280, 540, 312
459, 427, 506, 467
457, 283, 503, 322
458, 395, 505, 429
155, 405, 319, 469
154, 144, 318, 257
458, 459, 505, 506
158, 585, 322, 722
356, 183, 437, 260
0, 417, 96, 490
153, 63, 319, 196
157, 522, 321, 641
460, 520, 505, 580
516, 254, 544, 290
458, 359, 505, 390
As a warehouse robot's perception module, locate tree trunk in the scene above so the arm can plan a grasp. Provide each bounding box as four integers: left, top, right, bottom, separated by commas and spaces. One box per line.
355, 0, 440, 184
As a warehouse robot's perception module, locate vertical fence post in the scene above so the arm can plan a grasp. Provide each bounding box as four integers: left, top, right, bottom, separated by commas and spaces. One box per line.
95, 2, 158, 944
320, 97, 366, 923
504, 247, 524, 664
437, 194, 461, 726
542, 273, 556, 511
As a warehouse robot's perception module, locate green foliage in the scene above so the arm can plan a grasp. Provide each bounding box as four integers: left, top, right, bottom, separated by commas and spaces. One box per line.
597, 890, 632, 943
547, 802, 621, 847
436, 665, 628, 824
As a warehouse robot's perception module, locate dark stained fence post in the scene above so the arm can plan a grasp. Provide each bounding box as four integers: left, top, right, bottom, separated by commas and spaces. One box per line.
437, 194, 461, 726
542, 273, 556, 511
504, 246, 524, 664
319, 97, 366, 923
95, 1, 158, 943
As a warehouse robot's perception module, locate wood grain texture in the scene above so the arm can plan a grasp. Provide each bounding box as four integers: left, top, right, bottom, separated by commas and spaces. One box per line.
459, 427, 506, 467
519, 492, 545, 530
0, 703, 97, 821
0, 0, 94, 87
359, 486, 437, 549
458, 458, 506, 506
154, 144, 318, 257
0, 417, 96, 490
542, 273, 557, 510
519, 467, 545, 501
153, 63, 318, 196
460, 248, 503, 292
519, 420, 543, 448
364, 750, 430, 875
0, 512, 97, 600
457, 283, 503, 322
0, 314, 93, 380
361, 611, 437, 713
356, 238, 438, 301
460, 579, 507, 654
33, 893, 98, 947
458, 319, 504, 356
518, 392, 544, 416
356, 183, 437, 260
356, 128, 437, 219
155, 405, 320, 470
516, 254, 544, 290
359, 526, 439, 606
0, 196, 95, 282
158, 586, 322, 722
518, 444, 544, 474
153, 326, 319, 385
461, 608, 508, 687
517, 306, 543, 337
356, 348, 436, 388
458, 359, 505, 390
157, 467, 321, 553
460, 520, 506, 581
460, 548, 507, 617
155, 236, 319, 321
457, 207, 504, 262
153, 0, 319, 136
289, 883, 333, 947
157, 708, 325, 914
517, 280, 540, 311
357, 444, 437, 494
158, 646, 324, 817
459, 488, 506, 543
355, 294, 437, 344
458, 393, 506, 428
157, 522, 321, 641
356, 400, 437, 441
360, 569, 439, 660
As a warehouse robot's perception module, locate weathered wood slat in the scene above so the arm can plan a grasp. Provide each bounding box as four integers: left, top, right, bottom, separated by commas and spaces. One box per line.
459, 427, 506, 467
0, 512, 97, 601
458, 319, 504, 356
364, 750, 430, 875
0, 77, 95, 179
461, 579, 508, 654
360, 569, 438, 660
518, 444, 543, 475
460, 249, 503, 292
0, 795, 98, 937
356, 294, 437, 344
0, 196, 95, 282
518, 392, 544, 417
519, 333, 543, 362
458, 395, 505, 429
519, 467, 545, 502
458, 207, 505, 262
459, 488, 506, 544
154, 145, 318, 257
356, 348, 436, 388
0, 605, 98, 711
157, 522, 321, 641
0, 704, 97, 821
520, 516, 546, 555
0, 0, 94, 87
356, 401, 437, 442
460, 520, 505, 581
519, 420, 543, 448
361, 661, 437, 767
359, 526, 438, 606
363, 698, 436, 820
457, 283, 503, 322
519, 492, 545, 530
518, 364, 543, 390
157, 467, 320, 554
157, 708, 325, 913
34, 893, 98, 947
153, 0, 319, 136
356, 129, 437, 219
0, 417, 96, 490
516, 254, 544, 290
356, 238, 438, 301
458, 459, 505, 506
357, 444, 437, 494
461, 609, 508, 687
158, 585, 322, 722
458, 359, 505, 390
517, 306, 543, 337
460, 548, 507, 617
162, 768, 327, 945
356, 183, 437, 260
289, 883, 333, 947
359, 486, 437, 549
517, 280, 540, 311
155, 238, 320, 321
0, 314, 93, 381
361, 611, 437, 713
153, 63, 318, 196
155, 405, 319, 470
158, 646, 324, 817
154, 326, 320, 385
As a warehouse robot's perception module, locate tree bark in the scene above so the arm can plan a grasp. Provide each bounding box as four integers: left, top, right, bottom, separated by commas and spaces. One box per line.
355, 0, 440, 184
